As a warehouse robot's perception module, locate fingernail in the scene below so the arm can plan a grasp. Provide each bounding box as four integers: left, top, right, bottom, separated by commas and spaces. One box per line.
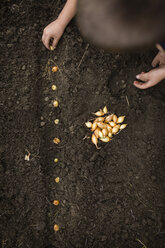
136, 75, 140, 79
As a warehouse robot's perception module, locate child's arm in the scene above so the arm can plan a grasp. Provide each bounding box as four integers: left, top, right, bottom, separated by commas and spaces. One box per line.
134, 65, 165, 89
42, 0, 77, 50
134, 44, 165, 89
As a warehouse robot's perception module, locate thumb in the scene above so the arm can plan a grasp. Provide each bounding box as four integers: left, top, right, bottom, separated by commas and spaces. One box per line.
52, 38, 60, 49
133, 80, 155, 89
152, 53, 160, 67
156, 43, 164, 53
136, 72, 149, 82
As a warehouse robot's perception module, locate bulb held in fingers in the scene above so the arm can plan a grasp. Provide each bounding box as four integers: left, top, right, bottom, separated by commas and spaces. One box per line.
50, 46, 54, 51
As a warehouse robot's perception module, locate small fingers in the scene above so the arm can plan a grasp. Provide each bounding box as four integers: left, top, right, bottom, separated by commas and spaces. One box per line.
52, 38, 59, 49
152, 54, 160, 67
156, 43, 164, 52
136, 72, 149, 82
42, 31, 51, 50
133, 80, 153, 89
43, 35, 51, 50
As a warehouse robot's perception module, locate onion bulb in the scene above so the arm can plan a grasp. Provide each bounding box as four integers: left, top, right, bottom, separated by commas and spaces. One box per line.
112, 126, 119, 134
54, 224, 59, 232
109, 121, 116, 127
120, 124, 127, 130
103, 106, 108, 114
53, 138, 60, 144
97, 122, 107, 129
85, 121, 92, 128
112, 114, 118, 123
94, 128, 101, 138
53, 200, 59, 206
102, 128, 108, 137
105, 115, 113, 122
92, 134, 100, 149
117, 116, 125, 123
55, 177, 60, 183
52, 85, 57, 91
91, 121, 97, 131
52, 66, 58, 72
93, 110, 104, 116
100, 136, 110, 142
95, 117, 105, 122
53, 100, 59, 107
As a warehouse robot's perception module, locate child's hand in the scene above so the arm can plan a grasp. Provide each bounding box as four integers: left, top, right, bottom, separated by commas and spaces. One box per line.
42, 19, 65, 50
134, 65, 165, 89
152, 44, 165, 67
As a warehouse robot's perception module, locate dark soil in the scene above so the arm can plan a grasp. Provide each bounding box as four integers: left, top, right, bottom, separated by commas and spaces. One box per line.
0, 1, 165, 248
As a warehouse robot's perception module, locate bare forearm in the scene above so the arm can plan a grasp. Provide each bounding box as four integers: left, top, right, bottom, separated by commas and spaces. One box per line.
58, 0, 77, 29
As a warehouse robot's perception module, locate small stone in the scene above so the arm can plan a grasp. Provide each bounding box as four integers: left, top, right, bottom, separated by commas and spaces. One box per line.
45, 96, 49, 102
151, 176, 156, 181
7, 44, 13, 48
89, 152, 99, 162
22, 65, 26, 70
98, 176, 103, 183
40, 122, 45, 127
100, 235, 107, 241
69, 125, 74, 133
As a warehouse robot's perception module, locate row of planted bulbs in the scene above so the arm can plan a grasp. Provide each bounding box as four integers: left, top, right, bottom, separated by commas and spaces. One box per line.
51, 65, 61, 232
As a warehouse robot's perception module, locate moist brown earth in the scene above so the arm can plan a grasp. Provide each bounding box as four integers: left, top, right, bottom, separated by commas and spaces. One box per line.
0, 1, 165, 248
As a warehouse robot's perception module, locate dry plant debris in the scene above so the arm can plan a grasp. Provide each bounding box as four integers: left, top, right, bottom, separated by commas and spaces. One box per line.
85, 106, 127, 149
